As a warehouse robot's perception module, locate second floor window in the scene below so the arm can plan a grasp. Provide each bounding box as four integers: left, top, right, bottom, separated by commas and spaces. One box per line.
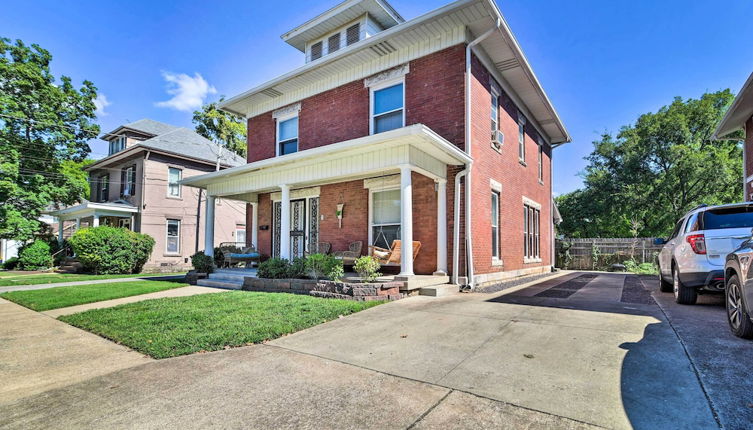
277, 116, 299, 156
168, 167, 182, 197
372, 82, 404, 134
518, 112, 526, 163
537, 138, 543, 182
99, 174, 109, 202
491, 92, 499, 140
121, 165, 136, 197
109, 136, 126, 155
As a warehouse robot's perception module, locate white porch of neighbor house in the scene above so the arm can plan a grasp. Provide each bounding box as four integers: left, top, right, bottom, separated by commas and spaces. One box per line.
182, 124, 471, 281
48, 200, 139, 243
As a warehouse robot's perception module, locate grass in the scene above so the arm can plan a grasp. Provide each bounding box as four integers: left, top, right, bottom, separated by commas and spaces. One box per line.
59, 292, 383, 359
0, 280, 187, 311
0, 272, 186, 287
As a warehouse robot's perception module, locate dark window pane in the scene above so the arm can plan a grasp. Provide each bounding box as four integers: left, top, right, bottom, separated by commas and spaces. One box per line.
374, 110, 403, 133
346, 23, 360, 45
372, 225, 400, 249
280, 139, 298, 155
311, 42, 323, 60
702, 206, 753, 230
328, 33, 340, 52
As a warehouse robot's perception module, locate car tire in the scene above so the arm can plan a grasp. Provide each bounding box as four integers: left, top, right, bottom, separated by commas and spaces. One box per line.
725, 275, 753, 339
673, 265, 697, 305
659, 268, 673, 292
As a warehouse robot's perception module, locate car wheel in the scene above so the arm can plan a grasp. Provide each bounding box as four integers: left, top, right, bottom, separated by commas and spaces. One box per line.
659, 267, 673, 292
673, 265, 697, 305
725, 275, 753, 339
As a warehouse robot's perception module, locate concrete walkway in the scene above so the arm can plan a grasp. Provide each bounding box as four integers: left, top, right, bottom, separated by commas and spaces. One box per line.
43, 285, 224, 318
0, 274, 185, 293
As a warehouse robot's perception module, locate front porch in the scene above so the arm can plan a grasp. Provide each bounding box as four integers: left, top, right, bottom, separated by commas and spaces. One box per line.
48, 200, 139, 242
183, 124, 471, 285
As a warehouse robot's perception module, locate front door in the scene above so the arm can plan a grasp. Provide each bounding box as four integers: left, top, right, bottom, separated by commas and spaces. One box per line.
273, 197, 320, 259
290, 199, 306, 259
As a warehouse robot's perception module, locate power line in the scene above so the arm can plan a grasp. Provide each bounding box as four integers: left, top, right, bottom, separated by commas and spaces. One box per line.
0, 113, 99, 136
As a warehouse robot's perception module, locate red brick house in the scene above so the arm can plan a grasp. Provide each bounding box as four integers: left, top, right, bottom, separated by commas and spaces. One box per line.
184, 0, 570, 289
714, 71, 753, 201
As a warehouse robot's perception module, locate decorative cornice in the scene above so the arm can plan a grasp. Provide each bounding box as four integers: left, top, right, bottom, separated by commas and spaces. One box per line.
363, 174, 400, 189
272, 102, 301, 119
364, 63, 410, 88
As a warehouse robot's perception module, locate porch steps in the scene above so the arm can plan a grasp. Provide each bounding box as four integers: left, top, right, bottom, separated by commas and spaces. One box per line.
394, 275, 450, 291
196, 269, 256, 290
419, 284, 460, 297
196, 279, 244, 290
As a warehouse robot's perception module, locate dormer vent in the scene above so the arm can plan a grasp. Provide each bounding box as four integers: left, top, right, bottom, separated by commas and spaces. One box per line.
310, 41, 323, 61
346, 23, 360, 45
328, 33, 341, 53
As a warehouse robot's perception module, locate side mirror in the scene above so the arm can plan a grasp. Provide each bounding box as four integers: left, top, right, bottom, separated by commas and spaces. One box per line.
654, 238, 667, 245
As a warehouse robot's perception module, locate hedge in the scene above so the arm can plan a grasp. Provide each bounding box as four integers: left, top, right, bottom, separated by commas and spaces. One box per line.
69, 226, 155, 274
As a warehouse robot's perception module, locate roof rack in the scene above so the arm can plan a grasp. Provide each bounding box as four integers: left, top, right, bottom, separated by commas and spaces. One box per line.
691, 204, 708, 211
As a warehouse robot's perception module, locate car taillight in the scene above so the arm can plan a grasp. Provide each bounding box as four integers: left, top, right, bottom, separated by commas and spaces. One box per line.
686, 234, 706, 254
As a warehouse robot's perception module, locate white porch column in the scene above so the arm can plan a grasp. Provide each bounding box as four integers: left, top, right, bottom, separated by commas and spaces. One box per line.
205, 196, 216, 257
75, 218, 81, 231
58, 218, 64, 244
279, 185, 291, 260
434, 179, 448, 275
399, 166, 414, 276
250, 202, 258, 248
92, 214, 100, 227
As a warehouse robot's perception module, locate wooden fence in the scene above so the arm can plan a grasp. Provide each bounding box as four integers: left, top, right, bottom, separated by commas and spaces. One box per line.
556, 238, 663, 270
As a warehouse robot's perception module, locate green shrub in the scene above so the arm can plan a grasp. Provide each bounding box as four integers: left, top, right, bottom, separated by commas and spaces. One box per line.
287, 257, 308, 279
213, 247, 225, 268
191, 251, 214, 273
354, 255, 381, 282
257, 257, 291, 279
69, 226, 155, 274
305, 253, 343, 281
3, 257, 20, 270
624, 259, 658, 275
18, 240, 53, 270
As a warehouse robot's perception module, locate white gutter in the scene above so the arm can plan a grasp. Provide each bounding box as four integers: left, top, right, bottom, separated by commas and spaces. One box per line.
462, 21, 499, 290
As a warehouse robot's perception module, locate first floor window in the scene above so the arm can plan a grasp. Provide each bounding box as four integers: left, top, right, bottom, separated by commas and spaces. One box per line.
371, 189, 401, 249
121, 165, 136, 197
277, 116, 298, 156
168, 167, 182, 197
524, 204, 540, 259
99, 174, 109, 202
118, 218, 131, 230
236, 226, 247, 244
372, 82, 404, 134
166, 219, 180, 254
491, 191, 500, 259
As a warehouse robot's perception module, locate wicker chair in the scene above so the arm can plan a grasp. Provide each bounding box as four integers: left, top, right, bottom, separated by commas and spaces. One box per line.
306, 241, 331, 256
368, 240, 421, 266
332, 241, 363, 264
219, 242, 260, 268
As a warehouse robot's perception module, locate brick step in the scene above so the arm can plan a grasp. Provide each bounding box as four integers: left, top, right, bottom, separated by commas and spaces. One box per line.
207, 272, 249, 283
419, 284, 460, 297
196, 279, 243, 290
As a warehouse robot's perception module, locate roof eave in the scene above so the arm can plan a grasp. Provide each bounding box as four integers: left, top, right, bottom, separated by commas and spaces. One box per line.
713, 72, 753, 140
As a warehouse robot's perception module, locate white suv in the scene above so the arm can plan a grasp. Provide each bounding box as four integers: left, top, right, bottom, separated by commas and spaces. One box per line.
657, 203, 753, 305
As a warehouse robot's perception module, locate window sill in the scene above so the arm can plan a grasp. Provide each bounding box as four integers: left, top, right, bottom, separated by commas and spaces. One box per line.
166, 195, 183, 201
163, 253, 181, 257
524, 258, 542, 264
491, 258, 504, 267
490, 142, 502, 153
519, 160, 527, 167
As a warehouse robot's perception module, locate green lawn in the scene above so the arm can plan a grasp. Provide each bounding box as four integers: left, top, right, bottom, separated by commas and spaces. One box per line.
0, 272, 185, 287
0, 280, 187, 311
59, 292, 382, 359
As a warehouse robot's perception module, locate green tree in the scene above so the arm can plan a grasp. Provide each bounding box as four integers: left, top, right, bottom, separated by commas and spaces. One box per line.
557, 90, 741, 238
192, 96, 247, 158
0, 38, 100, 242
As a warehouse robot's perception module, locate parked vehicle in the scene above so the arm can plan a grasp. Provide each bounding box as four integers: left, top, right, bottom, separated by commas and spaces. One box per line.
723, 239, 753, 338
656, 203, 753, 305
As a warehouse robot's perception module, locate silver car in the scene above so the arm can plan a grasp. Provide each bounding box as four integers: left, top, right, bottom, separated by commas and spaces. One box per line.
657, 203, 753, 305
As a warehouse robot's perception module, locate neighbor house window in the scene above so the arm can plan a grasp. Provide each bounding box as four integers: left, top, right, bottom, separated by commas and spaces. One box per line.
371, 189, 401, 249
235, 225, 246, 244
121, 165, 136, 197
168, 167, 182, 197
327, 33, 341, 53
310, 41, 323, 61
518, 112, 526, 163
537, 138, 543, 182
108, 136, 126, 155
99, 174, 109, 202
277, 116, 299, 156
524, 203, 540, 260
491, 191, 500, 259
166, 219, 180, 254
371, 82, 404, 134
346, 23, 360, 45
118, 218, 131, 230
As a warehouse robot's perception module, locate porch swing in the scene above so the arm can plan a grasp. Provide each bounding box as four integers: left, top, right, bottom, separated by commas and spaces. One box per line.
369, 225, 421, 267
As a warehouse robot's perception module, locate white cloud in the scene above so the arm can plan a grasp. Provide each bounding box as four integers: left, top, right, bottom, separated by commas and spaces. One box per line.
155, 71, 216, 111
94, 93, 111, 116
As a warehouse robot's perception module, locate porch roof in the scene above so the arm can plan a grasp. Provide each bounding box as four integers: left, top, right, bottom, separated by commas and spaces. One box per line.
48, 200, 139, 220
181, 124, 472, 199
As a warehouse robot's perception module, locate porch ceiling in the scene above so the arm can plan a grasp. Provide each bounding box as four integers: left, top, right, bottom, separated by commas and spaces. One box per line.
181, 124, 471, 199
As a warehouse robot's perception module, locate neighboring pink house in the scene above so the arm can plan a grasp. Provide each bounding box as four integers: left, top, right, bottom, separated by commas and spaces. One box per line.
51, 119, 247, 272
714, 71, 753, 201
184, 0, 570, 290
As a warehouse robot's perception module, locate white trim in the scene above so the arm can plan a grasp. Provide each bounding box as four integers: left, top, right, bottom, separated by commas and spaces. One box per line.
746, 174, 753, 184
270, 186, 321, 201
166, 218, 181, 255
491, 189, 500, 261
522, 196, 541, 210
364, 174, 400, 189
272, 103, 301, 119
167, 167, 182, 198
369, 77, 405, 135
364, 63, 409, 88
276, 113, 299, 157
490, 178, 502, 192
368, 185, 401, 249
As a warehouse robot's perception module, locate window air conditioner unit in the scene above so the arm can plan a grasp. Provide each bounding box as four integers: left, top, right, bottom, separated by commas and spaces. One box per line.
492, 130, 504, 148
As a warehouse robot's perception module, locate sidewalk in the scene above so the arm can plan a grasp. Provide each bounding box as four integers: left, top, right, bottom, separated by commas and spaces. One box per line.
0, 274, 185, 294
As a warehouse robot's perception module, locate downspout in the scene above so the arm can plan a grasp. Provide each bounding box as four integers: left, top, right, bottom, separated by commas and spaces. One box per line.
452, 167, 468, 286
138, 150, 150, 233
550, 145, 555, 270
743, 141, 747, 202
462, 20, 500, 290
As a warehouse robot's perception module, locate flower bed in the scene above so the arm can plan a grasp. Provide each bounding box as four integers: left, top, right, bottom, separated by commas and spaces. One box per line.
243, 278, 404, 302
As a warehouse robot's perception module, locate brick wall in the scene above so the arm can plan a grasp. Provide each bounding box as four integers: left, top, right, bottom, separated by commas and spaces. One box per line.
746, 118, 753, 200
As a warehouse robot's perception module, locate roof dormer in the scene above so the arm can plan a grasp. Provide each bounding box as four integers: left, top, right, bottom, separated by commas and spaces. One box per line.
281, 0, 404, 63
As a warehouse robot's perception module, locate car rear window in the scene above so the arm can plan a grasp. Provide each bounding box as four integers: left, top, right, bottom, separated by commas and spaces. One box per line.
702, 206, 753, 230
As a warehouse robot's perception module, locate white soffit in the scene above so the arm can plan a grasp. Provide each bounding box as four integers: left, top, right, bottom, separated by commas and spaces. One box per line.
714, 71, 753, 139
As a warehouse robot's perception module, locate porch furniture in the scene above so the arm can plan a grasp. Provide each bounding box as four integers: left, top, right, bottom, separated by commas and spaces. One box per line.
306, 241, 331, 256
332, 241, 363, 264
219, 242, 261, 268
368, 240, 422, 266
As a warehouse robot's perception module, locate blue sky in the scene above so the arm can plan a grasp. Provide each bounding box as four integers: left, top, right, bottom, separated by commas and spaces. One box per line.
3, 0, 753, 194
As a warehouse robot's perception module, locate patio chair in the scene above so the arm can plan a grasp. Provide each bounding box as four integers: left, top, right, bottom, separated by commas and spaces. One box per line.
306, 241, 331, 256
368, 240, 421, 266
332, 241, 363, 264
219, 242, 260, 268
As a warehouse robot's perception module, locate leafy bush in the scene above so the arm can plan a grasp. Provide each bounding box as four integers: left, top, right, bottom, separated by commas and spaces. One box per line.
287, 257, 308, 279
305, 253, 343, 281
213, 247, 225, 268
354, 256, 381, 282
69, 226, 155, 274
191, 251, 214, 274
624, 259, 659, 275
257, 257, 291, 279
18, 240, 53, 270
3, 257, 20, 270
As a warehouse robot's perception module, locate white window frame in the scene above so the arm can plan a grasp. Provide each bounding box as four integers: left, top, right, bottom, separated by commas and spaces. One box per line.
537, 137, 544, 183
235, 226, 247, 245
276, 112, 299, 157
109, 135, 126, 155
167, 167, 182, 198
491, 190, 500, 260
369, 77, 405, 135
306, 17, 365, 62
166, 219, 181, 255
122, 165, 136, 197
523, 197, 542, 263
368, 185, 402, 249
518, 112, 527, 164
99, 174, 109, 202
